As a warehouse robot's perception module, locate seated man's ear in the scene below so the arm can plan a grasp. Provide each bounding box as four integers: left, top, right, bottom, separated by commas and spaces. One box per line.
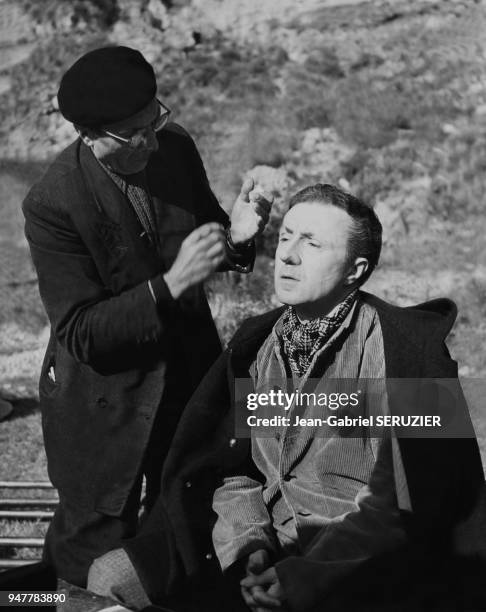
345, 257, 369, 286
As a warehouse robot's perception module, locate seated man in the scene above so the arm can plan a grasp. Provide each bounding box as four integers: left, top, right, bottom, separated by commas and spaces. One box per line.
89, 184, 484, 611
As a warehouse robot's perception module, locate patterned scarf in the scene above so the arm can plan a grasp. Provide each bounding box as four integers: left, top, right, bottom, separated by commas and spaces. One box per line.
280, 290, 358, 377
100, 162, 158, 246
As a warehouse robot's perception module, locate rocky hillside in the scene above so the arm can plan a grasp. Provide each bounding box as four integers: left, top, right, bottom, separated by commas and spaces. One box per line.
0, 0, 485, 404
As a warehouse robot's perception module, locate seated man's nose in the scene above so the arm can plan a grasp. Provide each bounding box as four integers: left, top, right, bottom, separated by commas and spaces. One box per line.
282, 254, 297, 266
281, 246, 299, 263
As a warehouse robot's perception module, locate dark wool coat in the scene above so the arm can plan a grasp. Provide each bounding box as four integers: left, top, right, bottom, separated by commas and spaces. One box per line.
22, 124, 253, 517
123, 292, 485, 611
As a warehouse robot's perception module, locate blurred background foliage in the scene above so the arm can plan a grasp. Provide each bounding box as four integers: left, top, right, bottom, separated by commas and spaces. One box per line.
0, 0, 485, 482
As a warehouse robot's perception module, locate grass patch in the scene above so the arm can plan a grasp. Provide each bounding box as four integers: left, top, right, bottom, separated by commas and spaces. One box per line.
0, 400, 47, 482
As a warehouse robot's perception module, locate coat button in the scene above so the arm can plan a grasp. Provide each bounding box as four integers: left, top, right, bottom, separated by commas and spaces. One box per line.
229, 438, 237, 448
96, 397, 108, 408
205, 553, 213, 560
185, 481, 192, 488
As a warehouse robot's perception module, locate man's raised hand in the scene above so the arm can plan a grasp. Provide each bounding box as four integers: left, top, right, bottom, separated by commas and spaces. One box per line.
229, 178, 273, 245
163, 223, 225, 299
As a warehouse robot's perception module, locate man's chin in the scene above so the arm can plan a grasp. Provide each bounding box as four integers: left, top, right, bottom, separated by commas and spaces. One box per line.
132, 160, 150, 173
116, 157, 150, 175
275, 289, 302, 307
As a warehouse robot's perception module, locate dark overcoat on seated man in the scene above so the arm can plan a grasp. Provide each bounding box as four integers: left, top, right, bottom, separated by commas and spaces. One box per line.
89, 184, 486, 612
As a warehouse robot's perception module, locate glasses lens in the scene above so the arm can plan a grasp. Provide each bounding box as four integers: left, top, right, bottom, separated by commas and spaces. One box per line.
123, 103, 171, 145
154, 111, 170, 132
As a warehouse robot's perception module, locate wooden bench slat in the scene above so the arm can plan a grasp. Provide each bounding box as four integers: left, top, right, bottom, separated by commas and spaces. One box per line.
0, 559, 39, 569
0, 499, 58, 508
0, 538, 45, 547
0, 481, 54, 489
0, 510, 54, 519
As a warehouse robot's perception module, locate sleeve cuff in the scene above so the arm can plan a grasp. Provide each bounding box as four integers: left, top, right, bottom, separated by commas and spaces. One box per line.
276, 556, 366, 612
148, 274, 177, 315
218, 538, 276, 573
225, 228, 255, 273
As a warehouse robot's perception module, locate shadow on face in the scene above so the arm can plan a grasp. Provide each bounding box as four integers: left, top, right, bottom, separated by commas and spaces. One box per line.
78, 98, 161, 174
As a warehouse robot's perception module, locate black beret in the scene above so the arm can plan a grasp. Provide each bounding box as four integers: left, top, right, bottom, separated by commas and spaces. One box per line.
58, 46, 157, 127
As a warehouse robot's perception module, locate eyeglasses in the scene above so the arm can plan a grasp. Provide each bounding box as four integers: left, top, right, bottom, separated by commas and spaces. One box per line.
102, 99, 171, 147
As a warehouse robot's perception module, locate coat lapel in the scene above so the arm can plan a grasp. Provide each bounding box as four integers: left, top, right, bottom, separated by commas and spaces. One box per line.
361, 292, 476, 525
78, 142, 164, 280
79, 141, 129, 226
145, 135, 197, 245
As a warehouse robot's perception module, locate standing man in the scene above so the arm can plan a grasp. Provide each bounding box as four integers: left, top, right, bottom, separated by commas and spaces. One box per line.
22, 45, 272, 586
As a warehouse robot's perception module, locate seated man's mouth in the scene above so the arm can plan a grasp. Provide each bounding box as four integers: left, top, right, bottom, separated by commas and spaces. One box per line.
280, 275, 299, 281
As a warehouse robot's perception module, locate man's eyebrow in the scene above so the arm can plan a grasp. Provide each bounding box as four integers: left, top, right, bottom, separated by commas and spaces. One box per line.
300, 231, 316, 240
280, 226, 320, 240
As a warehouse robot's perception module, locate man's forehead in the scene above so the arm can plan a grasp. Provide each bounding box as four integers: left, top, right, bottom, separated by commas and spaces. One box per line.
282, 201, 351, 238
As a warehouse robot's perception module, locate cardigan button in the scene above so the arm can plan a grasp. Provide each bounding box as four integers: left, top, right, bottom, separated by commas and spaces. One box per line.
96, 397, 108, 408
229, 438, 237, 448
185, 481, 192, 488
205, 553, 213, 560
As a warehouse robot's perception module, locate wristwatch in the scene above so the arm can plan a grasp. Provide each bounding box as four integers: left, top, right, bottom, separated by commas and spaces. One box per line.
226, 226, 253, 251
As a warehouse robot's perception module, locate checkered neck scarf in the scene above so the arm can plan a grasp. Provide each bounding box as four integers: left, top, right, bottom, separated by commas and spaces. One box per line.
100, 162, 158, 246
280, 290, 358, 377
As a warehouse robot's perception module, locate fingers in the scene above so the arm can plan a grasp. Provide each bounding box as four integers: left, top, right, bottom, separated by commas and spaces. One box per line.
249, 189, 273, 215
252, 202, 271, 226
241, 585, 256, 608
241, 570, 273, 588
197, 222, 224, 237
241, 585, 265, 610
250, 191, 272, 233
241, 586, 280, 611
202, 229, 225, 255
206, 240, 225, 261
191, 228, 225, 254
184, 222, 224, 245
239, 177, 255, 202
168, 222, 226, 295
251, 586, 282, 608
